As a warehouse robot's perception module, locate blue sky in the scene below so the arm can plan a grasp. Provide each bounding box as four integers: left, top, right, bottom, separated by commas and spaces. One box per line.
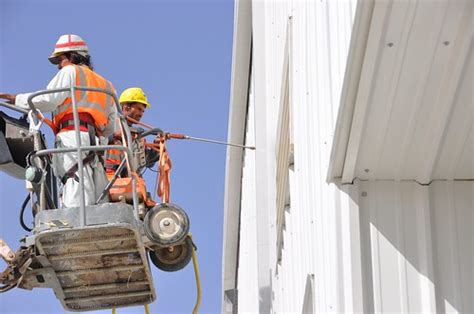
0, 0, 234, 313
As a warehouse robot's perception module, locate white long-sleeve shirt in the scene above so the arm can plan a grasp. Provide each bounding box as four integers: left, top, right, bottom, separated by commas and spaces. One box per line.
15, 65, 75, 112
15, 65, 117, 137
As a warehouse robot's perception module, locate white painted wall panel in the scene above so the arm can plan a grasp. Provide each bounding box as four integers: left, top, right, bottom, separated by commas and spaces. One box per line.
429, 182, 473, 313
278, 1, 359, 312
236, 70, 259, 313
353, 180, 473, 313
240, 0, 359, 312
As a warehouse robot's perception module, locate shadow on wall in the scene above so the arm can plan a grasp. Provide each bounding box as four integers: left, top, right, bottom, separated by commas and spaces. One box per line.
342, 180, 473, 313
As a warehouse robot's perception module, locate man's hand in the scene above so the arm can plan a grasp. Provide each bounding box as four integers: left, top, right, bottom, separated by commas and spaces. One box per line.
0, 93, 17, 104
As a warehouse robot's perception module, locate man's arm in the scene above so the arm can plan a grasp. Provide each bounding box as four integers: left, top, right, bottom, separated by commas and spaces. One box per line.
14, 65, 75, 112
101, 84, 118, 138
0, 93, 16, 104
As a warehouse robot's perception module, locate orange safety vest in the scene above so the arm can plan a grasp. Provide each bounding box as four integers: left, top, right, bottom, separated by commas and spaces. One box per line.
105, 129, 142, 177
105, 145, 123, 174
53, 65, 114, 133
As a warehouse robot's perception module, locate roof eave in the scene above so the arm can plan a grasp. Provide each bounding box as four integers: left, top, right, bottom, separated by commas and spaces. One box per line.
221, 0, 252, 308
327, 0, 375, 183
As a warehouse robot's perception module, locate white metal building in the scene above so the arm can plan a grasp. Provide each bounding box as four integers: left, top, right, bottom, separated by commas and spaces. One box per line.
222, 0, 473, 313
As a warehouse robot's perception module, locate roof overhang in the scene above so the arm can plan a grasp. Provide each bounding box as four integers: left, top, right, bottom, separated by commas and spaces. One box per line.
221, 0, 252, 307
329, 0, 473, 184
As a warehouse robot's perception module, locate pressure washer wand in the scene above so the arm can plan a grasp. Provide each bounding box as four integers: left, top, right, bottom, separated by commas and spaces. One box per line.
125, 116, 256, 150
167, 133, 255, 150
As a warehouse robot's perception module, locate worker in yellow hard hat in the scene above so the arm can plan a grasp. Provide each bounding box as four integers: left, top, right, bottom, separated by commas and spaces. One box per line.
119, 87, 151, 126
104, 87, 159, 177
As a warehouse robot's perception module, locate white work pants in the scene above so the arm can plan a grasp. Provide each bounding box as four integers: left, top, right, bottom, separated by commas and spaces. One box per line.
52, 130, 109, 208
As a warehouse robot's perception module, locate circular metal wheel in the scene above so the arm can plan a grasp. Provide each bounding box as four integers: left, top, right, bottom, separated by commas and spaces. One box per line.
144, 203, 190, 247
149, 237, 193, 272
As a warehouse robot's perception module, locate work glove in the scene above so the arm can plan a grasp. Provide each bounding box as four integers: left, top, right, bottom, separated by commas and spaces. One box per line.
0, 93, 17, 104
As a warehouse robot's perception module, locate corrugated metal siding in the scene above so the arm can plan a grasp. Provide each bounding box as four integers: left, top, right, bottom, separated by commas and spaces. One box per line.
429, 182, 473, 313
236, 0, 359, 312
275, 1, 359, 312
353, 180, 473, 313
274, 19, 291, 266
249, 1, 295, 312
229, 0, 473, 313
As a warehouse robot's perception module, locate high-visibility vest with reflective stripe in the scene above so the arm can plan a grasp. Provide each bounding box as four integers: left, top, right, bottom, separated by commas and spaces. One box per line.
105, 147, 123, 171
53, 65, 114, 132
105, 128, 144, 175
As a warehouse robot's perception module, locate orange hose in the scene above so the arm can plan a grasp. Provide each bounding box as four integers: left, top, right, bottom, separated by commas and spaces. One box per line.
126, 116, 174, 204
126, 116, 154, 130
157, 140, 171, 203
36, 112, 58, 134
166, 133, 186, 140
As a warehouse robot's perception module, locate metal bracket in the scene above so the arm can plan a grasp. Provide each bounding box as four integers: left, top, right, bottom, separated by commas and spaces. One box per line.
0, 239, 33, 293
28, 109, 43, 134
0, 239, 15, 263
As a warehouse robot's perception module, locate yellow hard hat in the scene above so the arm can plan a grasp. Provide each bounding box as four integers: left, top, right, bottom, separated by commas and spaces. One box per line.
119, 87, 151, 108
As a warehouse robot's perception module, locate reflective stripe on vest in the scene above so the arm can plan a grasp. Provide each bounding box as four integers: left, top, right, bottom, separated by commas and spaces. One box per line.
53, 65, 115, 132
105, 148, 123, 169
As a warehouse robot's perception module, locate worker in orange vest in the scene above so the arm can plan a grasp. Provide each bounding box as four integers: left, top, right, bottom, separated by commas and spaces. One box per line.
0, 34, 116, 208
105, 87, 159, 179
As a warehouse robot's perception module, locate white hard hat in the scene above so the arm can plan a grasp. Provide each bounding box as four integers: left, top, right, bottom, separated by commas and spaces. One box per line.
48, 34, 89, 64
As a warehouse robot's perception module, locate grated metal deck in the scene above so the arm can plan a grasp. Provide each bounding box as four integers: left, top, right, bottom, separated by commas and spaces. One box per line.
32, 203, 155, 312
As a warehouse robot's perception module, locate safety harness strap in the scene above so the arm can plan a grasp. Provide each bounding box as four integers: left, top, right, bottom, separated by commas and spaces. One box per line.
60, 151, 96, 185
58, 119, 93, 130
60, 124, 98, 185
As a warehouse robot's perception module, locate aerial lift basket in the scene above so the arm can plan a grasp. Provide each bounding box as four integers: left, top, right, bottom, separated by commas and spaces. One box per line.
0, 86, 208, 313
0, 90, 157, 312
29, 203, 155, 311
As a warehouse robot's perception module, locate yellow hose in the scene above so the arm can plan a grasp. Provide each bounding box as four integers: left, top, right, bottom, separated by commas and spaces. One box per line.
190, 235, 202, 314
112, 308, 116, 314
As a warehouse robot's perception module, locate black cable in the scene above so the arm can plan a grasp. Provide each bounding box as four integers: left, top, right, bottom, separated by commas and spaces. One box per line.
45, 188, 55, 209
20, 194, 33, 232
137, 127, 164, 139
0, 284, 16, 293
